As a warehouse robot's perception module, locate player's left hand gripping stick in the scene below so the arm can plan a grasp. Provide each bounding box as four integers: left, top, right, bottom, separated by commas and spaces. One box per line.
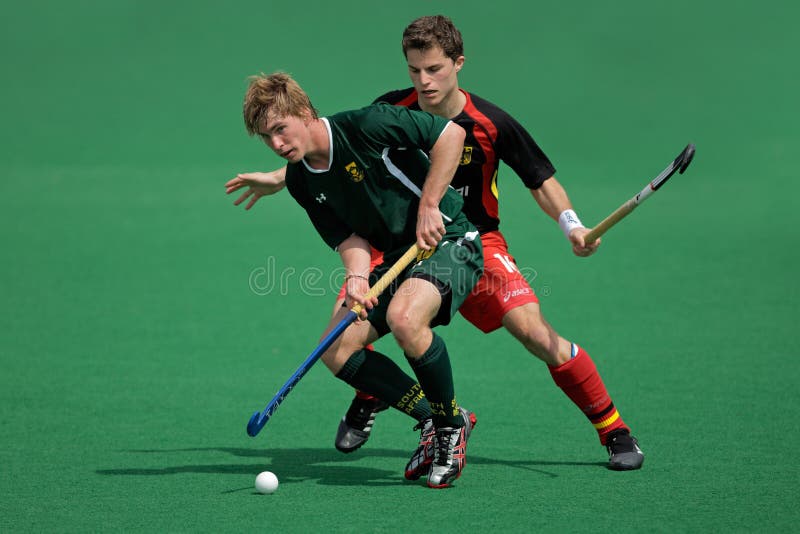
246, 243, 424, 437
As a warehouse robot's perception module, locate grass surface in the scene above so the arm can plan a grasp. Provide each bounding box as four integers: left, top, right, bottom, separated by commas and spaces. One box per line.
1, 1, 798, 532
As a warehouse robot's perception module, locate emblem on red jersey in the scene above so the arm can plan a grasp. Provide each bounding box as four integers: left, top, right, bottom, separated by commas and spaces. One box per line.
345, 161, 364, 182
459, 146, 473, 165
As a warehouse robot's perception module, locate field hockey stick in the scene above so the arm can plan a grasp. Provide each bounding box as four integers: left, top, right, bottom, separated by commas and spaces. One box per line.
584, 143, 696, 243
246, 243, 424, 437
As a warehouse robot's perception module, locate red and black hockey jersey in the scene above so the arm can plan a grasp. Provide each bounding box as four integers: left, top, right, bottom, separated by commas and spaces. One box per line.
374, 88, 555, 234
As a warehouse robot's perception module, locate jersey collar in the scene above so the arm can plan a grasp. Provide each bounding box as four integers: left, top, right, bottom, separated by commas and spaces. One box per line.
301, 117, 333, 173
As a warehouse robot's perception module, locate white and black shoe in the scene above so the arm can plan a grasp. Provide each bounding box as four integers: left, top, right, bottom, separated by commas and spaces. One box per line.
405, 407, 477, 482
426, 408, 477, 488
404, 417, 435, 480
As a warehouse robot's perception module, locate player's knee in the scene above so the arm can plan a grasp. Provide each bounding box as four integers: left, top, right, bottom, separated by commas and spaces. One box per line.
386, 308, 423, 350
320, 337, 361, 374
524, 327, 551, 353
386, 307, 413, 337
320, 349, 345, 374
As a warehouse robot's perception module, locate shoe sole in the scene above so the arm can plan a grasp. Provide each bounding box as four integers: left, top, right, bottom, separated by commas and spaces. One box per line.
335, 441, 366, 454
607, 454, 644, 471
427, 481, 457, 489
427, 467, 463, 489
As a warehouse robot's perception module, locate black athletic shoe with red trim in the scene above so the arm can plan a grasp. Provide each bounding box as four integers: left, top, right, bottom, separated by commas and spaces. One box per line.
334, 395, 389, 453
606, 429, 644, 470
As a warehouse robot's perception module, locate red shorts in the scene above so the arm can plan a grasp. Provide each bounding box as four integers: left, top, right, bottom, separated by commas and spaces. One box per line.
458, 231, 538, 333
335, 232, 536, 333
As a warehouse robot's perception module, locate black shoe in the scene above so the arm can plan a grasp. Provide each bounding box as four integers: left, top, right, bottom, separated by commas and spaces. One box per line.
334, 395, 389, 453
606, 429, 644, 470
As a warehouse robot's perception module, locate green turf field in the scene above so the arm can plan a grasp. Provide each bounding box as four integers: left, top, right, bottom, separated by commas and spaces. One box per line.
2, 1, 798, 531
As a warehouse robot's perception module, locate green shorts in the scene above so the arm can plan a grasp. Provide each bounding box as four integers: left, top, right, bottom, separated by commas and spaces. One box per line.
365, 213, 484, 338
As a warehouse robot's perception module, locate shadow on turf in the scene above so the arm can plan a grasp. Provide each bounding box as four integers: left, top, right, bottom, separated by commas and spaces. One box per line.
96, 446, 603, 487
98, 447, 401, 487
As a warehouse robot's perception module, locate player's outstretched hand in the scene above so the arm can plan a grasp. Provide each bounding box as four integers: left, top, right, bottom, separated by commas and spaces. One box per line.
569, 227, 601, 257
225, 170, 287, 210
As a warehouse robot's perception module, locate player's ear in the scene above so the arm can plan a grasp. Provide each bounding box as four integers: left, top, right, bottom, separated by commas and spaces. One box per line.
454, 55, 465, 72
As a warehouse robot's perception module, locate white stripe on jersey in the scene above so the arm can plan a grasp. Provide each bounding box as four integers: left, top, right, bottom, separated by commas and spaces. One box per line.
381, 147, 453, 223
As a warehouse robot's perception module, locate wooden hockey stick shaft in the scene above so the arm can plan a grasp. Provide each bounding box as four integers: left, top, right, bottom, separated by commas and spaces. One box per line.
584, 143, 695, 243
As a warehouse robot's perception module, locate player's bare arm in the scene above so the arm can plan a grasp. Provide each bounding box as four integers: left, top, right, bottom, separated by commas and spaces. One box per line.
417, 122, 466, 249
338, 234, 378, 319
530, 176, 600, 257
225, 167, 288, 209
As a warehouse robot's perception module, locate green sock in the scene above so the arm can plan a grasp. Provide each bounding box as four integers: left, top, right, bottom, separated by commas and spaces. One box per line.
336, 349, 432, 422
406, 333, 462, 428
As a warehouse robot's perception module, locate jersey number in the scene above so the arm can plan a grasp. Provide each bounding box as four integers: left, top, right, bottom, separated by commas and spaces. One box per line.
494, 253, 519, 273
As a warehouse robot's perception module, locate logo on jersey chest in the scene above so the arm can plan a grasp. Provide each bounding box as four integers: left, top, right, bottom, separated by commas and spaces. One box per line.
345, 161, 364, 182
415, 248, 435, 264
459, 146, 473, 165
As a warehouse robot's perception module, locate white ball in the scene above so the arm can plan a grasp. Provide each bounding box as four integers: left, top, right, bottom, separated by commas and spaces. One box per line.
255, 471, 279, 494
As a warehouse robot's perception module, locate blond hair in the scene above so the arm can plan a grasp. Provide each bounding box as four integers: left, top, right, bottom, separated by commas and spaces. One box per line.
242, 72, 318, 136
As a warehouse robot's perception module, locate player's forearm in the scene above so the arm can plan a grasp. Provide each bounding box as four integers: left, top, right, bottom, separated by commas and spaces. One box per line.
532, 177, 592, 241
337, 234, 372, 277
273, 166, 288, 190
530, 177, 574, 221
420, 122, 466, 208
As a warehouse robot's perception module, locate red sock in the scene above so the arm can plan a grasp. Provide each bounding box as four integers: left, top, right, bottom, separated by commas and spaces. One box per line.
548, 345, 628, 445
355, 345, 379, 401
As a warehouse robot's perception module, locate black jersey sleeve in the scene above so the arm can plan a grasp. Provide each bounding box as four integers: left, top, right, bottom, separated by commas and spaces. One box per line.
372, 91, 393, 105
462, 92, 556, 190
495, 110, 555, 190
285, 166, 353, 251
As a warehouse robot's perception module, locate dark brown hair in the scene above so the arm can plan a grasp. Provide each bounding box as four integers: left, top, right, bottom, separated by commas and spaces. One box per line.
402, 15, 464, 61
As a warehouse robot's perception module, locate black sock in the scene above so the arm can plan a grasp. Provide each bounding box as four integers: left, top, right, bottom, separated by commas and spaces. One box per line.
406, 333, 462, 428
336, 348, 432, 422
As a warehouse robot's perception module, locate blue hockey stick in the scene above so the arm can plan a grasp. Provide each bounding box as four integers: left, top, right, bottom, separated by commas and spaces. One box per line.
246, 244, 423, 437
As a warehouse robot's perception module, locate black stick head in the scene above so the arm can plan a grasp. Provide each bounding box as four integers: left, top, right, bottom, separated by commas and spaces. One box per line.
652, 143, 696, 190
678, 143, 696, 174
